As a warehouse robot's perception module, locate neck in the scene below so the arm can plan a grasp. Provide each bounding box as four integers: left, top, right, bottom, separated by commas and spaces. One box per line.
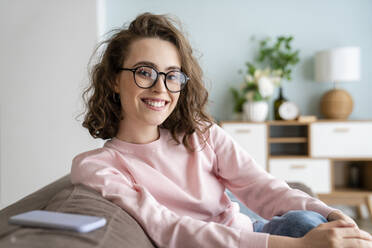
116, 119, 159, 144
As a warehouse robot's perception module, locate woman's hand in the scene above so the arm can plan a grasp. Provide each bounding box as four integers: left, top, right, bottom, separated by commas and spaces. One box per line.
299, 220, 372, 248
327, 209, 358, 227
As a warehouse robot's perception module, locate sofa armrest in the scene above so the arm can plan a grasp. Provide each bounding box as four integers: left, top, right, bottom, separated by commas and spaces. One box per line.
0, 176, 157, 248
0, 174, 71, 237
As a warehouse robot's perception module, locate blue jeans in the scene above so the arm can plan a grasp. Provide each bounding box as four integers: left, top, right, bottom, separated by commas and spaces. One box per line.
253, 210, 327, 238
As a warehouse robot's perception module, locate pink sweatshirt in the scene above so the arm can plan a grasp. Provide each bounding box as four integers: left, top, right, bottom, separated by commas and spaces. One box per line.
70, 124, 335, 248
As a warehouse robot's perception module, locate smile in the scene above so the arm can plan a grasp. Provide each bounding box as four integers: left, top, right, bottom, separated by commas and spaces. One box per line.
141, 98, 170, 110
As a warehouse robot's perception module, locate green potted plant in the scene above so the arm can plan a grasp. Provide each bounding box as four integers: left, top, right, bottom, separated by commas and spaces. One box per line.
231, 35, 300, 121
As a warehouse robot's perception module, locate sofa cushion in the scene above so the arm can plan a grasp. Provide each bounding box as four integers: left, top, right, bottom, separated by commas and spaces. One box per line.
0, 183, 156, 248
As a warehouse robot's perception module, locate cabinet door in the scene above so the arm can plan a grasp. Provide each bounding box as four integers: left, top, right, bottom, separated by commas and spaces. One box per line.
269, 159, 331, 194
221, 123, 267, 170
311, 122, 372, 158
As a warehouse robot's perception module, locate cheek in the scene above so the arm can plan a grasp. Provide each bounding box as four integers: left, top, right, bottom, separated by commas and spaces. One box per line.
170, 93, 180, 109
119, 82, 141, 111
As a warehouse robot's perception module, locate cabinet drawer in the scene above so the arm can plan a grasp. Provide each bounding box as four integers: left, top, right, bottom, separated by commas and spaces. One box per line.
269, 159, 331, 194
311, 122, 372, 158
221, 123, 267, 170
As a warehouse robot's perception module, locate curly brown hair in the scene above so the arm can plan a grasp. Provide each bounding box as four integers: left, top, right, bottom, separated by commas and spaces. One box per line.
81, 12, 213, 152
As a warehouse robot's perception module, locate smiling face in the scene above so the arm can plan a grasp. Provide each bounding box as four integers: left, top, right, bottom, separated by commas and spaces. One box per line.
115, 38, 181, 132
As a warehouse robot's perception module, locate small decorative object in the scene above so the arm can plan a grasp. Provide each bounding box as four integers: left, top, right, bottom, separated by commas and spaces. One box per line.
273, 87, 287, 120
297, 115, 317, 123
256, 36, 300, 120
278, 101, 300, 120
243, 101, 269, 122
315, 47, 361, 119
349, 163, 361, 188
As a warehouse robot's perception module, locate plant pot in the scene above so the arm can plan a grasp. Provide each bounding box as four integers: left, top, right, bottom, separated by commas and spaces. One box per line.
243, 101, 269, 122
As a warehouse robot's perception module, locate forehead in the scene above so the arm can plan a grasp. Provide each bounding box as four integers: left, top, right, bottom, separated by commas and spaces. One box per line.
124, 38, 181, 69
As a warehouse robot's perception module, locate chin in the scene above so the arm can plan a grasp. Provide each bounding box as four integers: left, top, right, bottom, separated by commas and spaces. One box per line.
144, 117, 168, 127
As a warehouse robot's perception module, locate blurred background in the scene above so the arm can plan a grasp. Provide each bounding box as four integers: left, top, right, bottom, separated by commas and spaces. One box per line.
0, 0, 371, 210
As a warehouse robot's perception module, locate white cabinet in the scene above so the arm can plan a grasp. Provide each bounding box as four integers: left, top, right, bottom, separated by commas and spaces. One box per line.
221, 120, 372, 218
270, 159, 331, 194
221, 123, 267, 170
311, 122, 372, 158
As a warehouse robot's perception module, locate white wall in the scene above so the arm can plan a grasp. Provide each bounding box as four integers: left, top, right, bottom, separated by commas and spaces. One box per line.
0, 0, 103, 209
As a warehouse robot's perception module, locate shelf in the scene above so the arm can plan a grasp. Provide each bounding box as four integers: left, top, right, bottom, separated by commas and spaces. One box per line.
318, 188, 372, 205
269, 137, 308, 143
270, 155, 310, 159
269, 125, 308, 138
318, 189, 372, 221
331, 157, 372, 162
332, 188, 372, 195
268, 121, 309, 126
270, 142, 308, 156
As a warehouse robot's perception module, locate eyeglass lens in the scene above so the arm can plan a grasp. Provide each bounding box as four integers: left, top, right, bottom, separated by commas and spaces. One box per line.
135, 66, 186, 92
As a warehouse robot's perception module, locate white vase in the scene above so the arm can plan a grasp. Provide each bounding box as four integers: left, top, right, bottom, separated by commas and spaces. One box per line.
243, 101, 269, 122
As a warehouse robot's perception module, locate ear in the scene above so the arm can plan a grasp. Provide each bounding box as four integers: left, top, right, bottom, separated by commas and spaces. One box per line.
114, 78, 120, 93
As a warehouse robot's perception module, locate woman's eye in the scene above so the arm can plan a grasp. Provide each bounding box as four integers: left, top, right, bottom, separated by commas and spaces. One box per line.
138, 70, 151, 77
167, 73, 180, 81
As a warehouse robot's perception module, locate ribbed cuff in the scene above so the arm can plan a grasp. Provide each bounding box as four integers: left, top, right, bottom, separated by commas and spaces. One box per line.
239, 229, 269, 248
310, 204, 338, 220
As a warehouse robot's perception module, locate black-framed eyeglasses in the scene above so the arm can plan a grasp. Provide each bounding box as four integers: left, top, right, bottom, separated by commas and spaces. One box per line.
118, 65, 189, 93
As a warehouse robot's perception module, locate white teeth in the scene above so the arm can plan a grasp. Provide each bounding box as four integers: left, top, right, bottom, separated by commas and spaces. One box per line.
144, 100, 166, 108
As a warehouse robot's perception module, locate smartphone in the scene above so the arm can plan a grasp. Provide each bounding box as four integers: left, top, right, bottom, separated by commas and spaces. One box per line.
9, 210, 107, 233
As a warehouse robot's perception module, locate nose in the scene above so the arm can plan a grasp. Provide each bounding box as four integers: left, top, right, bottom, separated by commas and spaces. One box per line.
152, 73, 167, 93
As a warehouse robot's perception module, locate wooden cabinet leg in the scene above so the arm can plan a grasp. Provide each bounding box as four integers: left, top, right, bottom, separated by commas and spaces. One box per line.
366, 196, 372, 221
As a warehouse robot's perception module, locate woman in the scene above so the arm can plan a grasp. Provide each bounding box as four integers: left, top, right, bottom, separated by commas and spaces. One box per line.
71, 12, 372, 248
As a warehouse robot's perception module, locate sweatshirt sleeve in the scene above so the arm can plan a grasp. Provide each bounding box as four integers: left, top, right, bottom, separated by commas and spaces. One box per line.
70, 148, 269, 248
209, 124, 336, 220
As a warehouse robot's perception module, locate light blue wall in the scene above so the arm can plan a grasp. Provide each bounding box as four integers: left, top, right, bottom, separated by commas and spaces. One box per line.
104, 0, 372, 121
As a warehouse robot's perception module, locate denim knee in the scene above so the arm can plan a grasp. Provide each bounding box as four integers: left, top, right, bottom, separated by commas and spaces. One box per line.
261, 210, 327, 238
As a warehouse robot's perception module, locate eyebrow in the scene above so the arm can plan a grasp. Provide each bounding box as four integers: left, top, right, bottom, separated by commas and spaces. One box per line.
132, 61, 181, 71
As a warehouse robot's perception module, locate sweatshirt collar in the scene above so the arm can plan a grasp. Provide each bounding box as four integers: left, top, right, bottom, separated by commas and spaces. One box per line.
104, 128, 166, 154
